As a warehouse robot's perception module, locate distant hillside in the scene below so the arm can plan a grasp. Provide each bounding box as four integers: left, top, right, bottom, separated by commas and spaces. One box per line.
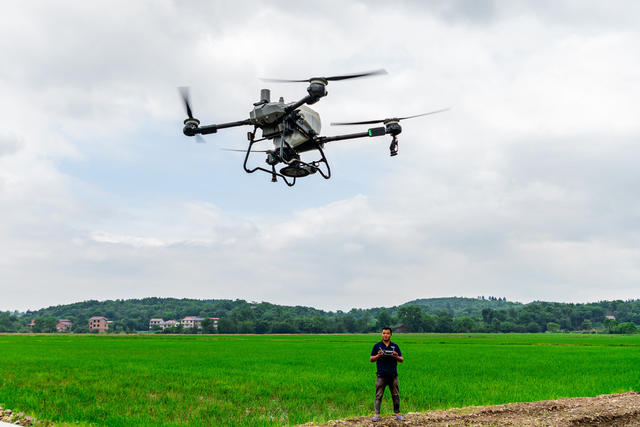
1, 296, 638, 335
401, 297, 522, 317
25, 297, 330, 323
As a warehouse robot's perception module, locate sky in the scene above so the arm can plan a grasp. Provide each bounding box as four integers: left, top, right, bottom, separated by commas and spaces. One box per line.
1, 1, 640, 312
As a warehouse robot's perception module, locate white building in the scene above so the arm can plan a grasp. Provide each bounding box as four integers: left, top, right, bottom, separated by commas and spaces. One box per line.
149, 318, 164, 330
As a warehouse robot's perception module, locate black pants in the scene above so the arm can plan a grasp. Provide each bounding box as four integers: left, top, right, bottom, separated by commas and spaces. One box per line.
375, 375, 399, 414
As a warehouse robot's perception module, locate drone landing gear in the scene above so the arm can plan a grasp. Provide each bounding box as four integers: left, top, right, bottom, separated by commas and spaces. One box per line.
243, 130, 296, 186
242, 127, 331, 187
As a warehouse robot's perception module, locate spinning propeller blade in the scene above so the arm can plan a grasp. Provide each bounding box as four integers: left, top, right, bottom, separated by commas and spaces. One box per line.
178, 86, 195, 119
179, 87, 206, 143
220, 148, 270, 152
330, 108, 450, 126
261, 69, 387, 83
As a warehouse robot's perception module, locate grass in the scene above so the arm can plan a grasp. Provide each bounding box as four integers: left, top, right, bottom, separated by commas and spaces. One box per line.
0, 333, 639, 425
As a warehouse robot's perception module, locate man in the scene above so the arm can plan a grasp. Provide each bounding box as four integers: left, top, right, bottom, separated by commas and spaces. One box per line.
370, 327, 404, 422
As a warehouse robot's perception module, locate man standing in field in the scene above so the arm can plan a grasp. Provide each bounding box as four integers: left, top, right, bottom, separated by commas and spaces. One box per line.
370, 327, 403, 422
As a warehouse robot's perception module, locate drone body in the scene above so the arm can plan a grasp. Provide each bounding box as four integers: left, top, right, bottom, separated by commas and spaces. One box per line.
180, 70, 447, 186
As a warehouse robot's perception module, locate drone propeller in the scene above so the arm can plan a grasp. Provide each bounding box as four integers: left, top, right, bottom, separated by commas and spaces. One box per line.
331, 108, 450, 126
178, 86, 206, 143
220, 148, 271, 153
179, 86, 196, 119
261, 69, 387, 83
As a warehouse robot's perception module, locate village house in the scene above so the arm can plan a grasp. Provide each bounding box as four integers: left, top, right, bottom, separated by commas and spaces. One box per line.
209, 317, 220, 329
181, 316, 204, 329
57, 319, 72, 332
149, 318, 164, 330
88, 316, 109, 333
163, 320, 179, 329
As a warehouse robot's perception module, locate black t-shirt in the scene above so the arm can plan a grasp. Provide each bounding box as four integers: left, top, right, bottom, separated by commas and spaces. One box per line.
371, 340, 402, 377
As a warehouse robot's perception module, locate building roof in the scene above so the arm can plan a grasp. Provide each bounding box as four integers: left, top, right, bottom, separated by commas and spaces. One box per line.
89, 316, 108, 321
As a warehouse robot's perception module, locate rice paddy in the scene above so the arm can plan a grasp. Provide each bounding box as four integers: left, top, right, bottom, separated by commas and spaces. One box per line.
0, 333, 638, 426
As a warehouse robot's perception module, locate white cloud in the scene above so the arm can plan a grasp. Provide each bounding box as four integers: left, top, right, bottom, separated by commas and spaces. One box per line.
2, 1, 640, 311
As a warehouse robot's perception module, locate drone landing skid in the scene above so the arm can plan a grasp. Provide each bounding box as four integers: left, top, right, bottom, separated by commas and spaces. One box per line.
242, 128, 331, 187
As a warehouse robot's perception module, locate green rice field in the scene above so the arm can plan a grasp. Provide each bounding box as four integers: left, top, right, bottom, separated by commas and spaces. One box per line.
1, 333, 639, 426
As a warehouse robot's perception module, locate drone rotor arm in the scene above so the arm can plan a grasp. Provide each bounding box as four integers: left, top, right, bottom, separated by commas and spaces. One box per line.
317, 126, 388, 144
192, 119, 252, 136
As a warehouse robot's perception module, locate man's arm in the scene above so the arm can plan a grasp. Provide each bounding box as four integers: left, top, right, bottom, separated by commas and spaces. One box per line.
370, 346, 382, 362
394, 346, 404, 363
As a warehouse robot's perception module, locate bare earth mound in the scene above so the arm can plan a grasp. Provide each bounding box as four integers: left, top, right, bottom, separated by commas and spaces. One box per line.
300, 392, 640, 426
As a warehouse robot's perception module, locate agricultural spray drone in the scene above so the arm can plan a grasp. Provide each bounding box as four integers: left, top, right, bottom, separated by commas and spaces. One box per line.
180, 70, 447, 186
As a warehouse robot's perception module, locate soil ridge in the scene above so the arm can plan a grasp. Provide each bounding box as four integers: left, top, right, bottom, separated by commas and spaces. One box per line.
299, 391, 640, 426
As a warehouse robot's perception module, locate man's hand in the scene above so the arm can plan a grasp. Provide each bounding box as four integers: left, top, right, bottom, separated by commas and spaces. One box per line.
393, 351, 404, 363
370, 349, 383, 362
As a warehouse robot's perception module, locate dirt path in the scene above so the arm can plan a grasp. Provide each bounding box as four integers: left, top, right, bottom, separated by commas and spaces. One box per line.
300, 392, 640, 426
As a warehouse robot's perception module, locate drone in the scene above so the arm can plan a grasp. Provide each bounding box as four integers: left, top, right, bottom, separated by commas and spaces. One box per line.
180, 70, 448, 186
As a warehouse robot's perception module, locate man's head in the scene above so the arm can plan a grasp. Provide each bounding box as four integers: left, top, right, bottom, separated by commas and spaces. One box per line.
381, 327, 392, 342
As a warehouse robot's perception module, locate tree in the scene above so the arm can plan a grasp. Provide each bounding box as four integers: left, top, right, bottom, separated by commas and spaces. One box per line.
33, 317, 57, 333
375, 310, 393, 330
201, 318, 216, 334
526, 321, 541, 333
604, 318, 618, 334
343, 315, 357, 333
454, 317, 475, 333
481, 308, 496, 324
271, 321, 298, 334
546, 322, 561, 333
616, 322, 638, 334
422, 314, 436, 332
435, 311, 454, 333
217, 318, 238, 334
237, 321, 255, 334
397, 306, 424, 332
254, 320, 270, 334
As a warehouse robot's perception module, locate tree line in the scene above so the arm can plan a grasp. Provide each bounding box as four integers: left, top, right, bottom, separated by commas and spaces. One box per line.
1, 297, 639, 334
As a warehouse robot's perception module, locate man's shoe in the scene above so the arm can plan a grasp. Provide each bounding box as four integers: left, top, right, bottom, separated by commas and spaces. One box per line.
371, 415, 381, 422
395, 414, 403, 421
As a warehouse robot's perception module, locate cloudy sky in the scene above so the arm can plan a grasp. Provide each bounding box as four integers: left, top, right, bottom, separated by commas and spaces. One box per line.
1, 1, 639, 312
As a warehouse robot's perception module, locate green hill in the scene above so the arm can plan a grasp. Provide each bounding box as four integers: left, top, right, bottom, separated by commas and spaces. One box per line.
401, 296, 522, 317
2, 296, 639, 334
